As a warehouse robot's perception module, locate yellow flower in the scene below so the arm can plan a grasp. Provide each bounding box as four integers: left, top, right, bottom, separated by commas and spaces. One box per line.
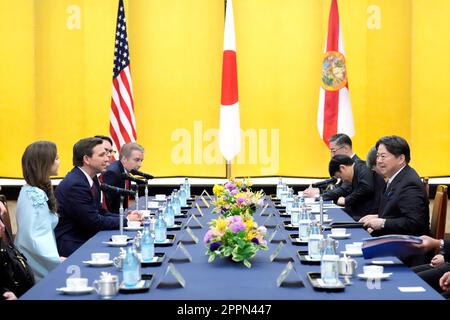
244, 231, 257, 241
244, 218, 254, 231
214, 217, 227, 234
213, 184, 224, 196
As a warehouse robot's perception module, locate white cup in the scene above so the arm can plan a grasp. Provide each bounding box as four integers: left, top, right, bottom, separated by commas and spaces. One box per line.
127, 221, 141, 229
91, 252, 110, 262
111, 235, 128, 244
331, 228, 346, 236
363, 265, 384, 276
155, 194, 166, 200
66, 277, 88, 291
148, 201, 159, 208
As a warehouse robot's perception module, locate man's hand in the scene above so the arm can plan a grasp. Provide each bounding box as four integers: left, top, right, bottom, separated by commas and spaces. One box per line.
303, 186, 319, 198
337, 197, 345, 206
430, 254, 445, 268
413, 235, 441, 252
0, 201, 6, 217
3, 291, 17, 300
358, 214, 378, 224
439, 271, 450, 292
127, 210, 143, 222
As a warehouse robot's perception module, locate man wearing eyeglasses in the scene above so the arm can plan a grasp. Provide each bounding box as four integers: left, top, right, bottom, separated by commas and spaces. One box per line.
101, 142, 145, 213
304, 133, 364, 201
359, 135, 430, 237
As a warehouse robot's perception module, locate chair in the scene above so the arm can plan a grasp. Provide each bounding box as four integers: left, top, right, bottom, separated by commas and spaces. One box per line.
422, 177, 429, 199
430, 185, 448, 240
0, 194, 14, 242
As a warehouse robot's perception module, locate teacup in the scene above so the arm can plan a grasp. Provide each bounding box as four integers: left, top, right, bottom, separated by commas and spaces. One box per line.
147, 201, 159, 208
331, 228, 346, 236
111, 235, 128, 244
345, 243, 362, 253
66, 277, 88, 291
155, 194, 166, 200
363, 265, 383, 276
91, 252, 110, 262
127, 221, 141, 229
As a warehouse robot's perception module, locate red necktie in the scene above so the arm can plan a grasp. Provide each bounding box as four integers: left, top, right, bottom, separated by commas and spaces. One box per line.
98, 175, 108, 210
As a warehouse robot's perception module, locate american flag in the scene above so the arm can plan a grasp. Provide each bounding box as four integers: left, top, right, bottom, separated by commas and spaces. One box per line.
109, 0, 137, 152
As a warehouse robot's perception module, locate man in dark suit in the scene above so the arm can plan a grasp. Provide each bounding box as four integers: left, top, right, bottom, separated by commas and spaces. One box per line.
101, 142, 144, 213
304, 133, 364, 201
360, 136, 430, 236
413, 235, 450, 297
55, 137, 142, 257
328, 155, 381, 221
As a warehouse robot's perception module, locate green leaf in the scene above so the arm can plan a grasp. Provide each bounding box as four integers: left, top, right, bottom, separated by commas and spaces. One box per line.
243, 259, 252, 268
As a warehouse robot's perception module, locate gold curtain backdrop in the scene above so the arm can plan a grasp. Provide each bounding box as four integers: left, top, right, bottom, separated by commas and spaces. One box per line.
0, 0, 449, 178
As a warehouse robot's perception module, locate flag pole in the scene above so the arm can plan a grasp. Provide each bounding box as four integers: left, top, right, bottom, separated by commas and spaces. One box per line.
226, 161, 231, 179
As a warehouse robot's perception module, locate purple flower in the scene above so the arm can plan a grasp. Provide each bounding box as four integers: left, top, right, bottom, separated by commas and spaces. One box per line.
210, 241, 222, 251
251, 237, 259, 245
237, 196, 247, 204
230, 221, 246, 233
242, 187, 247, 192
203, 230, 213, 243
225, 182, 236, 191
257, 198, 265, 207
231, 189, 239, 196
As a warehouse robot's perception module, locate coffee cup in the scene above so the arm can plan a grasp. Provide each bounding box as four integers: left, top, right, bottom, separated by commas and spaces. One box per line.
66, 277, 88, 291
111, 235, 128, 244
363, 265, 383, 276
91, 252, 110, 262
127, 221, 141, 229
155, 194, 166, 200
331, 228, 346, 236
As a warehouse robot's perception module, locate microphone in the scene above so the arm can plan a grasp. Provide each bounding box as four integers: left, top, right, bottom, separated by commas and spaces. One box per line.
100, 183, 136, 197
312, 177, 337, 188
130, 169, 154, 180
122, 173, 146, 185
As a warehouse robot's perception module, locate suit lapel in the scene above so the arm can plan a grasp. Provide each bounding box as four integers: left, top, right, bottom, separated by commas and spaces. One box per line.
378, 166, 409, 217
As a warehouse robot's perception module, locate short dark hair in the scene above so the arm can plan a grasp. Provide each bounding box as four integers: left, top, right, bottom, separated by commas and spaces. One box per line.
375, 135, 410, 163
329, 155, 354, 177
366, 147, 377, 169
94, 135, 113, 145
73, 137, 104, 167
329, 133, 352, 148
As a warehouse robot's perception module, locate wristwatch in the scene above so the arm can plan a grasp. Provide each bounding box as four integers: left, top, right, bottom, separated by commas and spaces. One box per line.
439, 239, 445, 255
380, 219, 386, 229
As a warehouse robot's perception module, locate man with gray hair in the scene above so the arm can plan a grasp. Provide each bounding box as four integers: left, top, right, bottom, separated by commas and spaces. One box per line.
102, 142, 145, 213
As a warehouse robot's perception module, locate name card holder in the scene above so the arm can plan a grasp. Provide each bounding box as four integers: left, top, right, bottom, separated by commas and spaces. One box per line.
276, 261, 304, 288
156, 263, 186, 288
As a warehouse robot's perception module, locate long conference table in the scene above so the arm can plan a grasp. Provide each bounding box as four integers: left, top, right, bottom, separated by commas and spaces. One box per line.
21, 195, 444, 301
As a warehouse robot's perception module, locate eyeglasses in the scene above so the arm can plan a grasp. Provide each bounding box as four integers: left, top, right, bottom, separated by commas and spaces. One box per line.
106, 149, 117, 156
376, 153, 391, 161
330, 146, 344, 154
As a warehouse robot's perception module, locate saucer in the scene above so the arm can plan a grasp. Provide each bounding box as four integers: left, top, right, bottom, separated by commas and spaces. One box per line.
311, 209, 328, 214
341, 250, 363, 257
357, 273, 392, 280
82, 260, 114, 267
102, 241, 128, 247
56, 286, 94, 295
328, 233, 351, 239
124, 226, 143, 231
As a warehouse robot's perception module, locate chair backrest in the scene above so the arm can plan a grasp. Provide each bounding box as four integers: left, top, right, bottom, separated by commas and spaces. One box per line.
0, 195, 14, 242
422, 177, 429, 199
430, 185, 448, 240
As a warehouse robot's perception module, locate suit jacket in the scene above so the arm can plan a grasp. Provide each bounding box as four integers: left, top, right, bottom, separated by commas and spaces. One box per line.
101, 160, 128, 213
323, 154, 364, 201
372, 165, 430, 237
55, 167, 122, 257
343, 161, 379, 221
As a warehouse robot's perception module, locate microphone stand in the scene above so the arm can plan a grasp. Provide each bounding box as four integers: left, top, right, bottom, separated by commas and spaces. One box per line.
318, 187, 324, 228
119, 195, 124, 235
144, 179, 149, 211
134, 184, 139, 211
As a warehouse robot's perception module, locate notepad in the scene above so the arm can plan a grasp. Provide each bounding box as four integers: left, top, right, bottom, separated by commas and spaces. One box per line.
398, 286, 426, 293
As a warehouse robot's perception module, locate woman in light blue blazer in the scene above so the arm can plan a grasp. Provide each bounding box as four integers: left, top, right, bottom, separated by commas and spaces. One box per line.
15, 141, 63, 281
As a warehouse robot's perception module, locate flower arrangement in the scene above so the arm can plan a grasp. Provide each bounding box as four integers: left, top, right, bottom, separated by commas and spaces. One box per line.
211, 178, 264, 218
204, 214, 268, 268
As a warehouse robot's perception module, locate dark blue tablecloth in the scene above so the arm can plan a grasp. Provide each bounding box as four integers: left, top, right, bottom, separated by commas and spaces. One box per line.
21, 196, 444, 300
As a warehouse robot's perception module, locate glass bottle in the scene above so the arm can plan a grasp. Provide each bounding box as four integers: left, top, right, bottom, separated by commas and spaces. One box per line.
140, 220, 154, 262
154, 208, 167, 243
320, 237, 339, 284
122, 242, 141, 287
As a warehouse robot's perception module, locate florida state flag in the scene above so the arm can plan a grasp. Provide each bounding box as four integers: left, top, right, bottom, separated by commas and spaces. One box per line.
317, 0, 354, 146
